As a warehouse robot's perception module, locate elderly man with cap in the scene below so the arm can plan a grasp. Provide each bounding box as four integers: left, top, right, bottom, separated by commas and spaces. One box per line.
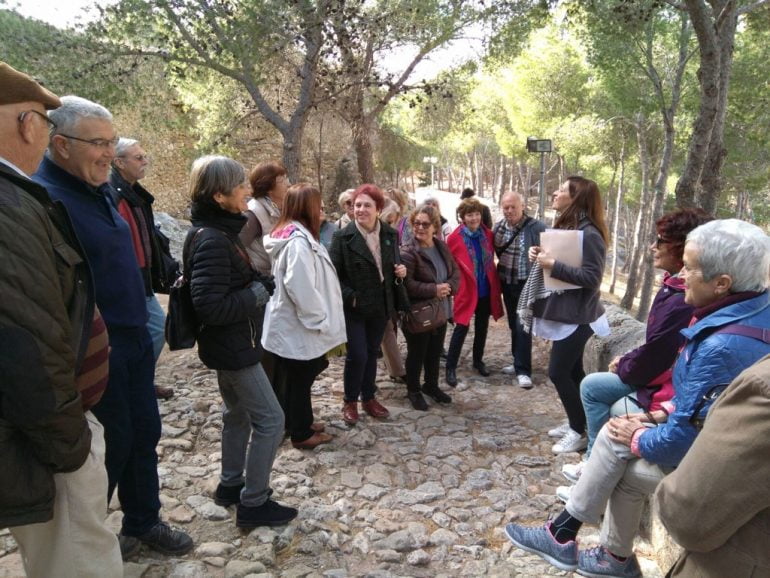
0, 62, 122, 576
109, 137, 178, 399
34, 95, 193, 557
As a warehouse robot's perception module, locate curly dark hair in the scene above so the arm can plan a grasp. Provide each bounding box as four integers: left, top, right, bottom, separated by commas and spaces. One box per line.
656, 208, 712, 264
457, 197, 485, 221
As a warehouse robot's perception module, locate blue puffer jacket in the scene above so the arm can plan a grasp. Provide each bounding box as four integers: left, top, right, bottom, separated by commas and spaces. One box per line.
638, 291, 770, 467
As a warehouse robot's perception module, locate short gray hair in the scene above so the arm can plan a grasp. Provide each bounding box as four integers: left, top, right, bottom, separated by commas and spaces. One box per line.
189, 155, 245, 207
115, 137, 139, 158
48, 95, 112, 137
686, 219, 770, 293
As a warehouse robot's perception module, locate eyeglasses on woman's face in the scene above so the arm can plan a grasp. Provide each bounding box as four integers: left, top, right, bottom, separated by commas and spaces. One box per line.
655, 236, 672, 248
413, 219, 433, 229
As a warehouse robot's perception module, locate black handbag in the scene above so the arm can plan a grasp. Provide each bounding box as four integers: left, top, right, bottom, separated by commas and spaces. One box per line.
393, 244, 411, 312
403, 299, 447, 334
165, 228, 204, 350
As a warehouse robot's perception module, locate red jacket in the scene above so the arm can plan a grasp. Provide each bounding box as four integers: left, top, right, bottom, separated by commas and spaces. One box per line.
447, 226, 504, 326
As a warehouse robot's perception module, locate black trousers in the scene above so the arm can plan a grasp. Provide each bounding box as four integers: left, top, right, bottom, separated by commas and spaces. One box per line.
403, 322, 448, 393
501, 281, 533, 376
445, 296, 490, 370
548, 324, 594, 434
275, 355, 328, 443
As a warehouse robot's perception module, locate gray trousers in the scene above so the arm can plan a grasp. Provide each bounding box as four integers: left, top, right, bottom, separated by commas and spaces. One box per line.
216, 363, 285, 507
566, 424, 670, 557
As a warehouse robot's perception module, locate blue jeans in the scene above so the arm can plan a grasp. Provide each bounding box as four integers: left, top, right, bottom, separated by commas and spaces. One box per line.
92, 326, 161, 536
216, 363, 284, 507
145, 294, 166, 361
580, 372, 635, 456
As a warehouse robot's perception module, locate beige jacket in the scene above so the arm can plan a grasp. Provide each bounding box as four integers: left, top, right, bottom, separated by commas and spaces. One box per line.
656, 353, 770, 578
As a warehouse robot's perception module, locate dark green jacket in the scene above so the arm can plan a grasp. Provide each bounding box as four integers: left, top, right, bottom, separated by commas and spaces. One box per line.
330, 220, 400, 320
0, 164, 92, 529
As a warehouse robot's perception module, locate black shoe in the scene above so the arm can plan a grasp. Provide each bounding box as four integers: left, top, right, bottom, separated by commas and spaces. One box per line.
214, 482, 245, 507
445, 367, 458, 387
473, 361, 491, 377
118, 534, 141, 560
237, 499, 298, 529
132, 521, 193, 556
423, 386, 452, 404
407, 391, 428, 411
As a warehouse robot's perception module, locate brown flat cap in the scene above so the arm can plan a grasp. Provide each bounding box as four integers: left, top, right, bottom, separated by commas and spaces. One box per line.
0, 62, 61, 110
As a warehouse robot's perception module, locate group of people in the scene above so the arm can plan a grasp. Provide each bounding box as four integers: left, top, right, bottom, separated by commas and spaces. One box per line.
3, 59, 770, 578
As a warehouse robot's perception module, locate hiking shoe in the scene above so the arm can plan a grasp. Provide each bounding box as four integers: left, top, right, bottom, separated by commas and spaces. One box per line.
517, 375, 533, 389
548, 421, 570, 438
214, 482, 245, 507
562, 461, 585, 484
133, 521, 193, 556
502, 364, 517, 375
556, 485, 572, 504
504, 521, 578, 572
552, 428, 588, 454
118, 534, 141, 560
577, 546, 642, 578
422, 386, 452, 404
236, 499, 298, 528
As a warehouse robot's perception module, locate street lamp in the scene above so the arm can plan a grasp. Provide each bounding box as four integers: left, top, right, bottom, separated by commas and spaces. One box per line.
423, 156, 438, 189
526, 137, 552, 220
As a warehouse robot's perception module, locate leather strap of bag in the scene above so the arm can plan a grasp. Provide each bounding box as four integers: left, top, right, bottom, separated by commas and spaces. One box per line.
494, 216, 531, 257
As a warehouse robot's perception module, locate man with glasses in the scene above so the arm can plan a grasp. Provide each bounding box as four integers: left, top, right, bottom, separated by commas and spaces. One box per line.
34, 95, 193, 559
0, 63, 122, 576
110, 138, 179, 400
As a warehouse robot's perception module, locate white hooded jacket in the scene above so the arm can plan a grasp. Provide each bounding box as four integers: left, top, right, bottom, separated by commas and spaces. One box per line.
262, 221, 346, 360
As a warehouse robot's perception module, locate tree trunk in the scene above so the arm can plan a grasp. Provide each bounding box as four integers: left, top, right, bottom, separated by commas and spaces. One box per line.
352, 115, 375, 184
609, 137, 627, 295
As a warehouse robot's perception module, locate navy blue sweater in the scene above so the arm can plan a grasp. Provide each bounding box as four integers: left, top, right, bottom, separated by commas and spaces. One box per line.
34, 156, 147, 331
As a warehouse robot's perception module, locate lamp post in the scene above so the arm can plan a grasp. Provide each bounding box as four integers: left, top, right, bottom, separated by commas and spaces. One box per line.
423, 156, 438, 188
526, 137, 552, 220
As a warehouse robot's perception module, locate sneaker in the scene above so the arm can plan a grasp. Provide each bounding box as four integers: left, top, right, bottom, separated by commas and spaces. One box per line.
236, 499, 298, 529
562, 461, 585, 484
548, 421, 570, 438
556, 485, 572, 504
118, 534, 141, 560
577, 546, 642, 578
504, 521, 578, 572
502, 364, 516, 375
214, 482, 245, 507
552, 428, 588, 454
517, 375, 533, 389
133, 521, 193, 556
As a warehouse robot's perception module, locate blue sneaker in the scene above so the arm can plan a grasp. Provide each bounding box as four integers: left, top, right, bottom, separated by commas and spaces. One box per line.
504, 521, 578, 571
577, 546, 642, 578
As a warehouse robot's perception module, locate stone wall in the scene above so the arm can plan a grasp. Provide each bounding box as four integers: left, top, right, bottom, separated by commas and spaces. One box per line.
583, 303, 682, 574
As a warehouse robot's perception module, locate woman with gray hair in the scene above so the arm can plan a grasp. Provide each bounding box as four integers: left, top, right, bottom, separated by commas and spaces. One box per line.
505, 218, 770, 578
185, 155, 297, 529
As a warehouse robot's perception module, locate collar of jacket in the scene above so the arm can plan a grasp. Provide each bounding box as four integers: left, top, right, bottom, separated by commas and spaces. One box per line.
109, 170, 155, 207
682, 291, 770, 340
339, 218, 397, 262
37, 155, 104, 198
0, 163, 52, 207
190, 201, 247, 237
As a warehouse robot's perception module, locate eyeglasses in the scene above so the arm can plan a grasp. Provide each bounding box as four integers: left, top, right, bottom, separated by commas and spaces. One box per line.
119, 154, 151, 162
18, 109, 57, 131
655, 236, 672, 248
343, 200, 353, 206
58, 134, 119, 149
413, 220, 433, 229
689, 383, 729, 430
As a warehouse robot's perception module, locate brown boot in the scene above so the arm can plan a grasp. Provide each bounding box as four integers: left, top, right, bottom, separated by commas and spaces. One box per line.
155, 385, 174, 400
342, 401, 359, 425
291, 431, 333, 450
310, 422, 325, 433
362, 398, 390, 418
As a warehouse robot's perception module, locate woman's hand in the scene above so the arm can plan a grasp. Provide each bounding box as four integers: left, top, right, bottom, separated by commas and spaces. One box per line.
536, 250, 555, 270
608, 355, 622, 373
435, 283, 452, 298
394, 264, 407, 279
606, 416, 646, 447
528, 246, 541, 263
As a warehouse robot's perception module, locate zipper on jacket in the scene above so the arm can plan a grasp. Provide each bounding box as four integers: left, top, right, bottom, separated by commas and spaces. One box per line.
248, 318, 256, 349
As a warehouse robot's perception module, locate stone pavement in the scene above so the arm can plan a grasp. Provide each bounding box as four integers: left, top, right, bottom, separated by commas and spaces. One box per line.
0, 320, 664, 577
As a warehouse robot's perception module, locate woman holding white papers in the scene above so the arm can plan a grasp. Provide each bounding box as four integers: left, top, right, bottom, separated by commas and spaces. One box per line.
527, 176, 609, 454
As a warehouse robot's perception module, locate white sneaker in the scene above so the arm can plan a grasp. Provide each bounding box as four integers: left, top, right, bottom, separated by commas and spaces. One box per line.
556, 485, 572, 504
501, 364, 516, 375
561, 461, 585, 484
552, 428, 588, 454
547, 421, 570, 438
517, 375, 533, 389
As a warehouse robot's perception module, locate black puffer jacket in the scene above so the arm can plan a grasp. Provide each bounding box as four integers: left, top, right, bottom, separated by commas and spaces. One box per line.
330, 220, 400, 320
187, 202, 263, 370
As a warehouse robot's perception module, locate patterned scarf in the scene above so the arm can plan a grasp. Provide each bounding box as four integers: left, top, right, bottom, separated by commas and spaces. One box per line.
493, 217, 528, 283
460, 225, 493, 283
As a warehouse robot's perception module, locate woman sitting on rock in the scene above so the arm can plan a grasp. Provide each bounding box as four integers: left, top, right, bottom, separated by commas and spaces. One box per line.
505, 218, 770, 578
